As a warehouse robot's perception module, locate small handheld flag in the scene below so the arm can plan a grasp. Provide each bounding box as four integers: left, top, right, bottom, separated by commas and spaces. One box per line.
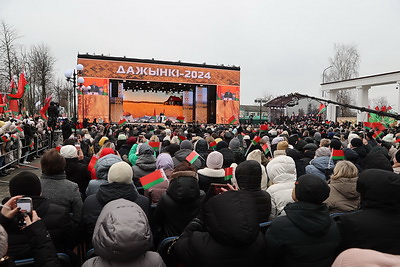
118, 119, 127, 126
148, 141, 161, 151
186, 150, 200, 164
178, 135, 186, 142
16, 126, 23, 133
260, 124, 269, 132
252, 136, 261, 146
209, 141, 217, 150
29, 140, 34, 149
262, 143, 270, 155
317, 103, 327, 115
228, 115, 237, 124
177, 116, 185, 123
140, 169, 167, 190
224, 167, 233, 181
1, 135, 8, 142
331, 149, 345, 160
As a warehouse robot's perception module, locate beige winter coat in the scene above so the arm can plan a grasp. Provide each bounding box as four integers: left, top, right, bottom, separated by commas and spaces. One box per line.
324, 177, 360, 213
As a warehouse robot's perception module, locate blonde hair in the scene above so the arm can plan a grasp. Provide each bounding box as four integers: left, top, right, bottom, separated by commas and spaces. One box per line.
331, 160, 358, 180
319, 138, 331, 148
149, 135, 160, 142
96, 141, 115, 156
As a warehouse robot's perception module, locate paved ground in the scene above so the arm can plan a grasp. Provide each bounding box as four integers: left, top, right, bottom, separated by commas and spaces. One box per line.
0, 157, 42, 200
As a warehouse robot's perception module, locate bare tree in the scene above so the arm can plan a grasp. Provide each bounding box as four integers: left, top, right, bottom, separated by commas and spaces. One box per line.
371, 96, 389, 108
0, 21, 21, 92
325, 44, 361, 117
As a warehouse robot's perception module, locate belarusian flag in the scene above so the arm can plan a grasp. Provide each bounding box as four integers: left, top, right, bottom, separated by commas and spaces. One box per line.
317, 103, 326, 115
8, 72, 29, 99
17, 114, 23, 120
224, 167, 233, 181
16, 127, 24, 133
209, 141, 217, 150
10, 134, 17, 141
373, 131, 383, 138
4, 110, 12, 116
1, 135, 8, 142
29, 140, 34, 148
177, 116, 185, 123
252, 136, 261, 146
260, 124, 269, 132
118, 119, 127, 126
262, 143, 270, 155
148, 141, 161, 151
178, 135, 186, 141
331, 149, 345, 160
40, 96, 52, 120
140, 169, 166, 190
186, 150, 199, 164
0, 104, 6, 108
228, 115, 237, 124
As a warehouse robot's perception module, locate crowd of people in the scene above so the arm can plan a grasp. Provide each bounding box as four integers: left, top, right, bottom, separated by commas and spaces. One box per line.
1, 118, 400, 266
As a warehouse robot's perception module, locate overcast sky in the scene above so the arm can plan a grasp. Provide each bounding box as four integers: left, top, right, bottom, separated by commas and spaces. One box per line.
1, 0, 400, 106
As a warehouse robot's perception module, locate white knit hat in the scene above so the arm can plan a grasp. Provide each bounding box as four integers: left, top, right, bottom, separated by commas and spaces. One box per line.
108, 161, 133, 184
60, 145, 78, 159
206, 151, 223, 169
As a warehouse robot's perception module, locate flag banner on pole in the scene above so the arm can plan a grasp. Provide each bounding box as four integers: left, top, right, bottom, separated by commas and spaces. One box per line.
331, 149, 345, 160
16, 127, 24, 133
1, 135, 8, 142
262, 143, 270, 155
148, 141, 161, 151
0, 104, 6, 108
228, 115, 237, 124
178, 135, 186, 141
224, 167, 233, 181
177, 116, 185, 123
317, 103, 327, 115
373, 131, 383, 138
260, 124, 269, 132
118, 119, 127, 126
10, 134, 17, 141
4, 110, 12, 115
209, 141, 217, 150
39, 96, 52, 120
140, 169, 166, 190
8, 72, 29, 99
186, 150, 200, 164
252, 136, 261, 146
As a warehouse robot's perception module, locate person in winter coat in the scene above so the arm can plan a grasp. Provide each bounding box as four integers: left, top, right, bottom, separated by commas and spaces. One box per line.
286, 148, 307, 178
85, 153, 122, 196
154, 161, 203, 238
132, 143, 157, 191
2, 172, 77, 261
392, 150, 400, 174
194, 139, 209, 168
229, 137, 245, 164
266, 155, 297, 219
39, 149, 83, 225
305, 147, 335, 180
246, 149, 268, 190
350, 138, 368, 165
332, 248, 400, 267
324, 160, 360, 213
265, 174, 341, 267
144, 153, 173, 205
0, 196, 61, 267
119, 136, 136, 160
83, 161, 149, 244
60, 145, 91, 199
336, 169, 400, 254
174, 190, 267, 267
82, 199, 165, 267
236, 160, 271, 223
361, 149, 393, 172
172, 140, 202, 170
198, 151, 228, 192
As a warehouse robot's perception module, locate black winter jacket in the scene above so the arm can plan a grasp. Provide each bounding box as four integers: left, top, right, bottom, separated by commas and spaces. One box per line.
64, 158, 90, 197
154, 171, 203, 238
175, 190, 267, 267
265, 201, 340, 267
82, 182, 149, 242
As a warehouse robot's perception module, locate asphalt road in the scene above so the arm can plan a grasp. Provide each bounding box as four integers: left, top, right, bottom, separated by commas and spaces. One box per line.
0, 157, 43, 201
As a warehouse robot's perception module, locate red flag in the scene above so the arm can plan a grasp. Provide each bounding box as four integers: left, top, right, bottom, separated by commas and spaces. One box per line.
40, 96, 52, 120
331, 149, 345, 160
186, 151, 199, 164
140, 169, 166, 190
252, 136, 261, 145
8, 72, 29, 99
148, 141, 161, 151
178, 135, 186, 141
260, 124, 269, 132
224, 167, 233, 180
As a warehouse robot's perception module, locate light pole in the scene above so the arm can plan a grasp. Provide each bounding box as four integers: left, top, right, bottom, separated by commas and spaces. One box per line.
254, 98, 269, 123
64, 64, 84, 131
322, 65, 333, 84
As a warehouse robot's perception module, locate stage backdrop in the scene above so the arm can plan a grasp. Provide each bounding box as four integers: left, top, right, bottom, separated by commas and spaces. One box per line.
77, 55, 240, 124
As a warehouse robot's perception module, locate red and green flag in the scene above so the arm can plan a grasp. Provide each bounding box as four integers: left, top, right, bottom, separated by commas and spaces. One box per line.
10, 134, 17, 141
224, 167, 233, 181
177, 116, 185, 123
262, 143, 270, 155
186, 150, 199, 164
331, 149, 345, 160
260, 124, 269, 132
373, 131, 383, 138
118, 119, 127, 126
178, 135, 186, 142
252, 136, 261, 146
148, 141, 161, 151
317, 103, 327, 115
16, 126, 24, 133
39, 96, 52, 120
29, 140, 34, 149
209, 141, 217, 150
228, 115, 237, 124
4, 110, 12, 116
8, 72, 29, 100
140, 169, 166, 190
1, 135, 8, 142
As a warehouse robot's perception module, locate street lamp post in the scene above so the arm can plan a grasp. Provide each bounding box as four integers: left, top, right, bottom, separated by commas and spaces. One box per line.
64, 64, 84, 133
322, 65, 333, 84
254, 98, 269, 123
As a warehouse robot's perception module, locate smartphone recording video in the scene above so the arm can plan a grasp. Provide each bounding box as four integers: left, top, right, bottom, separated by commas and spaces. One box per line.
17, 197, 32, 213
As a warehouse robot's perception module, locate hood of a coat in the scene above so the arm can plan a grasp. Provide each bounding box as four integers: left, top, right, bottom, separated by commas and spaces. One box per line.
285, 201, 332, 235
138, 143, 154, 155
361, 151, 393, 172
357, 169, 400, 211
173, 149, 192, 162
203, 190, 260, 246
267, 155, 297, 183
219, 148, 235, 168
236, 160, 262, 191
96, 154, 122, 180
96, 183, 139, 206
136, 153, 157, 171
156, 153, 174, 170
167, 175, 200, 203
194, 139, 208, 154
330, 177, 359, 199
352, 146, 368, 158
93, 199, 151, 262
310, 156, 334, 172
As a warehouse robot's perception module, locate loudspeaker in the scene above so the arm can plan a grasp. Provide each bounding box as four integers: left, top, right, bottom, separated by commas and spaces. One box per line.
111, 82, 118, 97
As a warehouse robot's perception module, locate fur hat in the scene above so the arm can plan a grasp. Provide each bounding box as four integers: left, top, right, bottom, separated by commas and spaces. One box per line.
206, 151, 223, 169
0, 224, 7, 258
107, 161, 133, 184
277, 141, 289, 151
295, 174, 330, 204
9, 171, 41, 197
315, 147, 331, 157
60, 145, 78, 159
